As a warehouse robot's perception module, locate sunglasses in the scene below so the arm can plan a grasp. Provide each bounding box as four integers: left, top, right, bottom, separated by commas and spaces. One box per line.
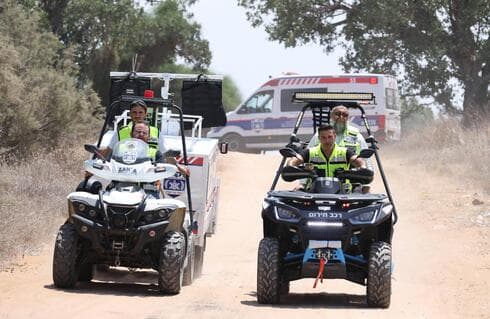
333, 112, 349, 118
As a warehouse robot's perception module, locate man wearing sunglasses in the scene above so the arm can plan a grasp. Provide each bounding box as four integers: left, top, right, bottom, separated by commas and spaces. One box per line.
308, 105, 373, 192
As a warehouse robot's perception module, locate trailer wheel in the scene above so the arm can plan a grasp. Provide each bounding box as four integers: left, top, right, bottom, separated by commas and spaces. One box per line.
52, 223, 80, 288
257, 237, 281, 304
158, 231, 185, 294
222, 134, 243, 152
183, 242, 194, 286
367, 241, 392, 308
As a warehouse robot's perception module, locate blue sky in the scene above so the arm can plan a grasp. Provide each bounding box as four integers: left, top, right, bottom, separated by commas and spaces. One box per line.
189, 0, 344, 100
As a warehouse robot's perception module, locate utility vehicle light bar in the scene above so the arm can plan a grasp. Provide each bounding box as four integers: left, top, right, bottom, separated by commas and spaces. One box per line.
293, 92, 375, 102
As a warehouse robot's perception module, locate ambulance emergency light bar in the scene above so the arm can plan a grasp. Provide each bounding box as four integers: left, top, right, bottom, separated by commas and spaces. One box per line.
292, 92, 375, 103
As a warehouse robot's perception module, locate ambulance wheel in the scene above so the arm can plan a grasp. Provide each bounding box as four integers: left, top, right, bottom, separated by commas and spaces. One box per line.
367, 241, 392, 308
222, 134, 243, 152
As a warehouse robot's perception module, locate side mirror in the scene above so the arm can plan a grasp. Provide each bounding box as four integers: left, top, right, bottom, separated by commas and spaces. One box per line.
84, 144, 99, 154
164, 149, 181, 158
279, 147, 298, 158
219, 142, 228, 154
358, 148, 375, 158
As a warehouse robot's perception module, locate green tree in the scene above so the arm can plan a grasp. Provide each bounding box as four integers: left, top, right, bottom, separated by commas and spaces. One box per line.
34, 0, 212, 107
0, 1, 97, 156
400, 98, 434, 134
239, 0, 489, 127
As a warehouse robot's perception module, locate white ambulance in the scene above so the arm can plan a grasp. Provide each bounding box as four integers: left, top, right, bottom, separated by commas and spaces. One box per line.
207, 74, 401, 152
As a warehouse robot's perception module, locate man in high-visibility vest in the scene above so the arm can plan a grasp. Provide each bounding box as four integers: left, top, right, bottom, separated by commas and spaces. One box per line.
308, 105, 373, 192
101, 99, 165, 157
289, 125, 365, 190
130, 122, 189, 176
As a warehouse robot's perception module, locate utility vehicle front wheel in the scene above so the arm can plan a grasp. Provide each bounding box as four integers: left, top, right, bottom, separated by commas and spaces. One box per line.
257, 237, 281, 304
52, 223, 80, 288
367, 241, 392, 308
158, 231, 185, 294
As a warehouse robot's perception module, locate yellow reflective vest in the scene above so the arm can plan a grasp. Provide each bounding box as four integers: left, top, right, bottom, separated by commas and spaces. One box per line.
308, 144, 350, 177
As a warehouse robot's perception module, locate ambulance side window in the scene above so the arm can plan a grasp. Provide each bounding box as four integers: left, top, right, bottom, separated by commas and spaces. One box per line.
237, 91, 273, 114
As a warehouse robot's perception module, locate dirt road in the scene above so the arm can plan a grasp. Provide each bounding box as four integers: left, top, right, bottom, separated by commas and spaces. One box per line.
0, 150, 488, 319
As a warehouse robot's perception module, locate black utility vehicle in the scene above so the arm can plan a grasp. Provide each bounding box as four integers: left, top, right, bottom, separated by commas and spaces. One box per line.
256, 92, 398, 307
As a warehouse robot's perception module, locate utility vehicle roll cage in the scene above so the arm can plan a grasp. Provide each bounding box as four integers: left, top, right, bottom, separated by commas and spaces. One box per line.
94, 72, 225, 226
271, 91, 398, 223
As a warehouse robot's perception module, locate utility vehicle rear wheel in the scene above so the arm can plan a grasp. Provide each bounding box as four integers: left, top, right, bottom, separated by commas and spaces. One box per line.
52, 223, 80, 288
367, 241, 392, 308
257, 237, 281, 304
222, 134, 243, 152
158, 232, 185, 294
183, 243, 194, 286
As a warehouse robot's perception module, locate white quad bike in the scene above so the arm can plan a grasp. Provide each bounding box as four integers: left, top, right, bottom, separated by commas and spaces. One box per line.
52, 138, 194, 293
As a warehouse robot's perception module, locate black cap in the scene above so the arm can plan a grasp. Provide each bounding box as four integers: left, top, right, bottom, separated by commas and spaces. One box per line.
130, 99, 147, 110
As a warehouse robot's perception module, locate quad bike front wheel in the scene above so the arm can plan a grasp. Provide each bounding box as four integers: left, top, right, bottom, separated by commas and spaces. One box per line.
158, 231, 185, 294
367, 241, 392, 308
257, 237, 281, 304
52, 223, 80, 288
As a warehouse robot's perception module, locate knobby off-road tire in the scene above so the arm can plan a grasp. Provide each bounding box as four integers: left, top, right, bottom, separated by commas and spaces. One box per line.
158, 231, 185, 294
367, 241, 392, 308
52, 223, 80, 288
182, 243, 194, 286
257, 237, 281, 304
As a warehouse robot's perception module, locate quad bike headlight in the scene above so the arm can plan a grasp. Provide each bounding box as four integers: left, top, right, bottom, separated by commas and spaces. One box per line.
144, 208, 172, 224
274, 206, 299, 220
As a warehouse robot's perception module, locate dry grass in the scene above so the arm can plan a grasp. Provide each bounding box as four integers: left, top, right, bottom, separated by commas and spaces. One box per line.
0, 141, 88, 270
392, 118, 490, 192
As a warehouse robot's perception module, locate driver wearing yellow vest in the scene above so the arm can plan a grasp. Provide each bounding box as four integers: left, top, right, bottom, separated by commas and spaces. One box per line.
131, 122, 189, 176
289, 125, 365, 190
308, 105, 373, 192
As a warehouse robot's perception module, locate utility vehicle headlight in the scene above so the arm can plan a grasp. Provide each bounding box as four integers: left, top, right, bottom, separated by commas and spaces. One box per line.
349, 209, 377, 224
275, 206, 298, 220
376, 204, 393, 221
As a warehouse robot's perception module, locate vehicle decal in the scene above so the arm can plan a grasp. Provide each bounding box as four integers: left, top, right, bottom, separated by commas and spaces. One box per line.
163, 173, 186, 198
176, 156, 204, 166
261, 76, 379, 87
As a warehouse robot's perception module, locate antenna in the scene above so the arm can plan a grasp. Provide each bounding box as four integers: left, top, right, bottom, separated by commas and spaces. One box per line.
131, 54, 138, 73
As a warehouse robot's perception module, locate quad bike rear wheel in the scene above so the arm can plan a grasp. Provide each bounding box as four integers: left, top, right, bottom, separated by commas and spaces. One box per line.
158, 231, 185, 294
367, 241, 392, 308
257, 237, 281, 304
53, 223, 80, 288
